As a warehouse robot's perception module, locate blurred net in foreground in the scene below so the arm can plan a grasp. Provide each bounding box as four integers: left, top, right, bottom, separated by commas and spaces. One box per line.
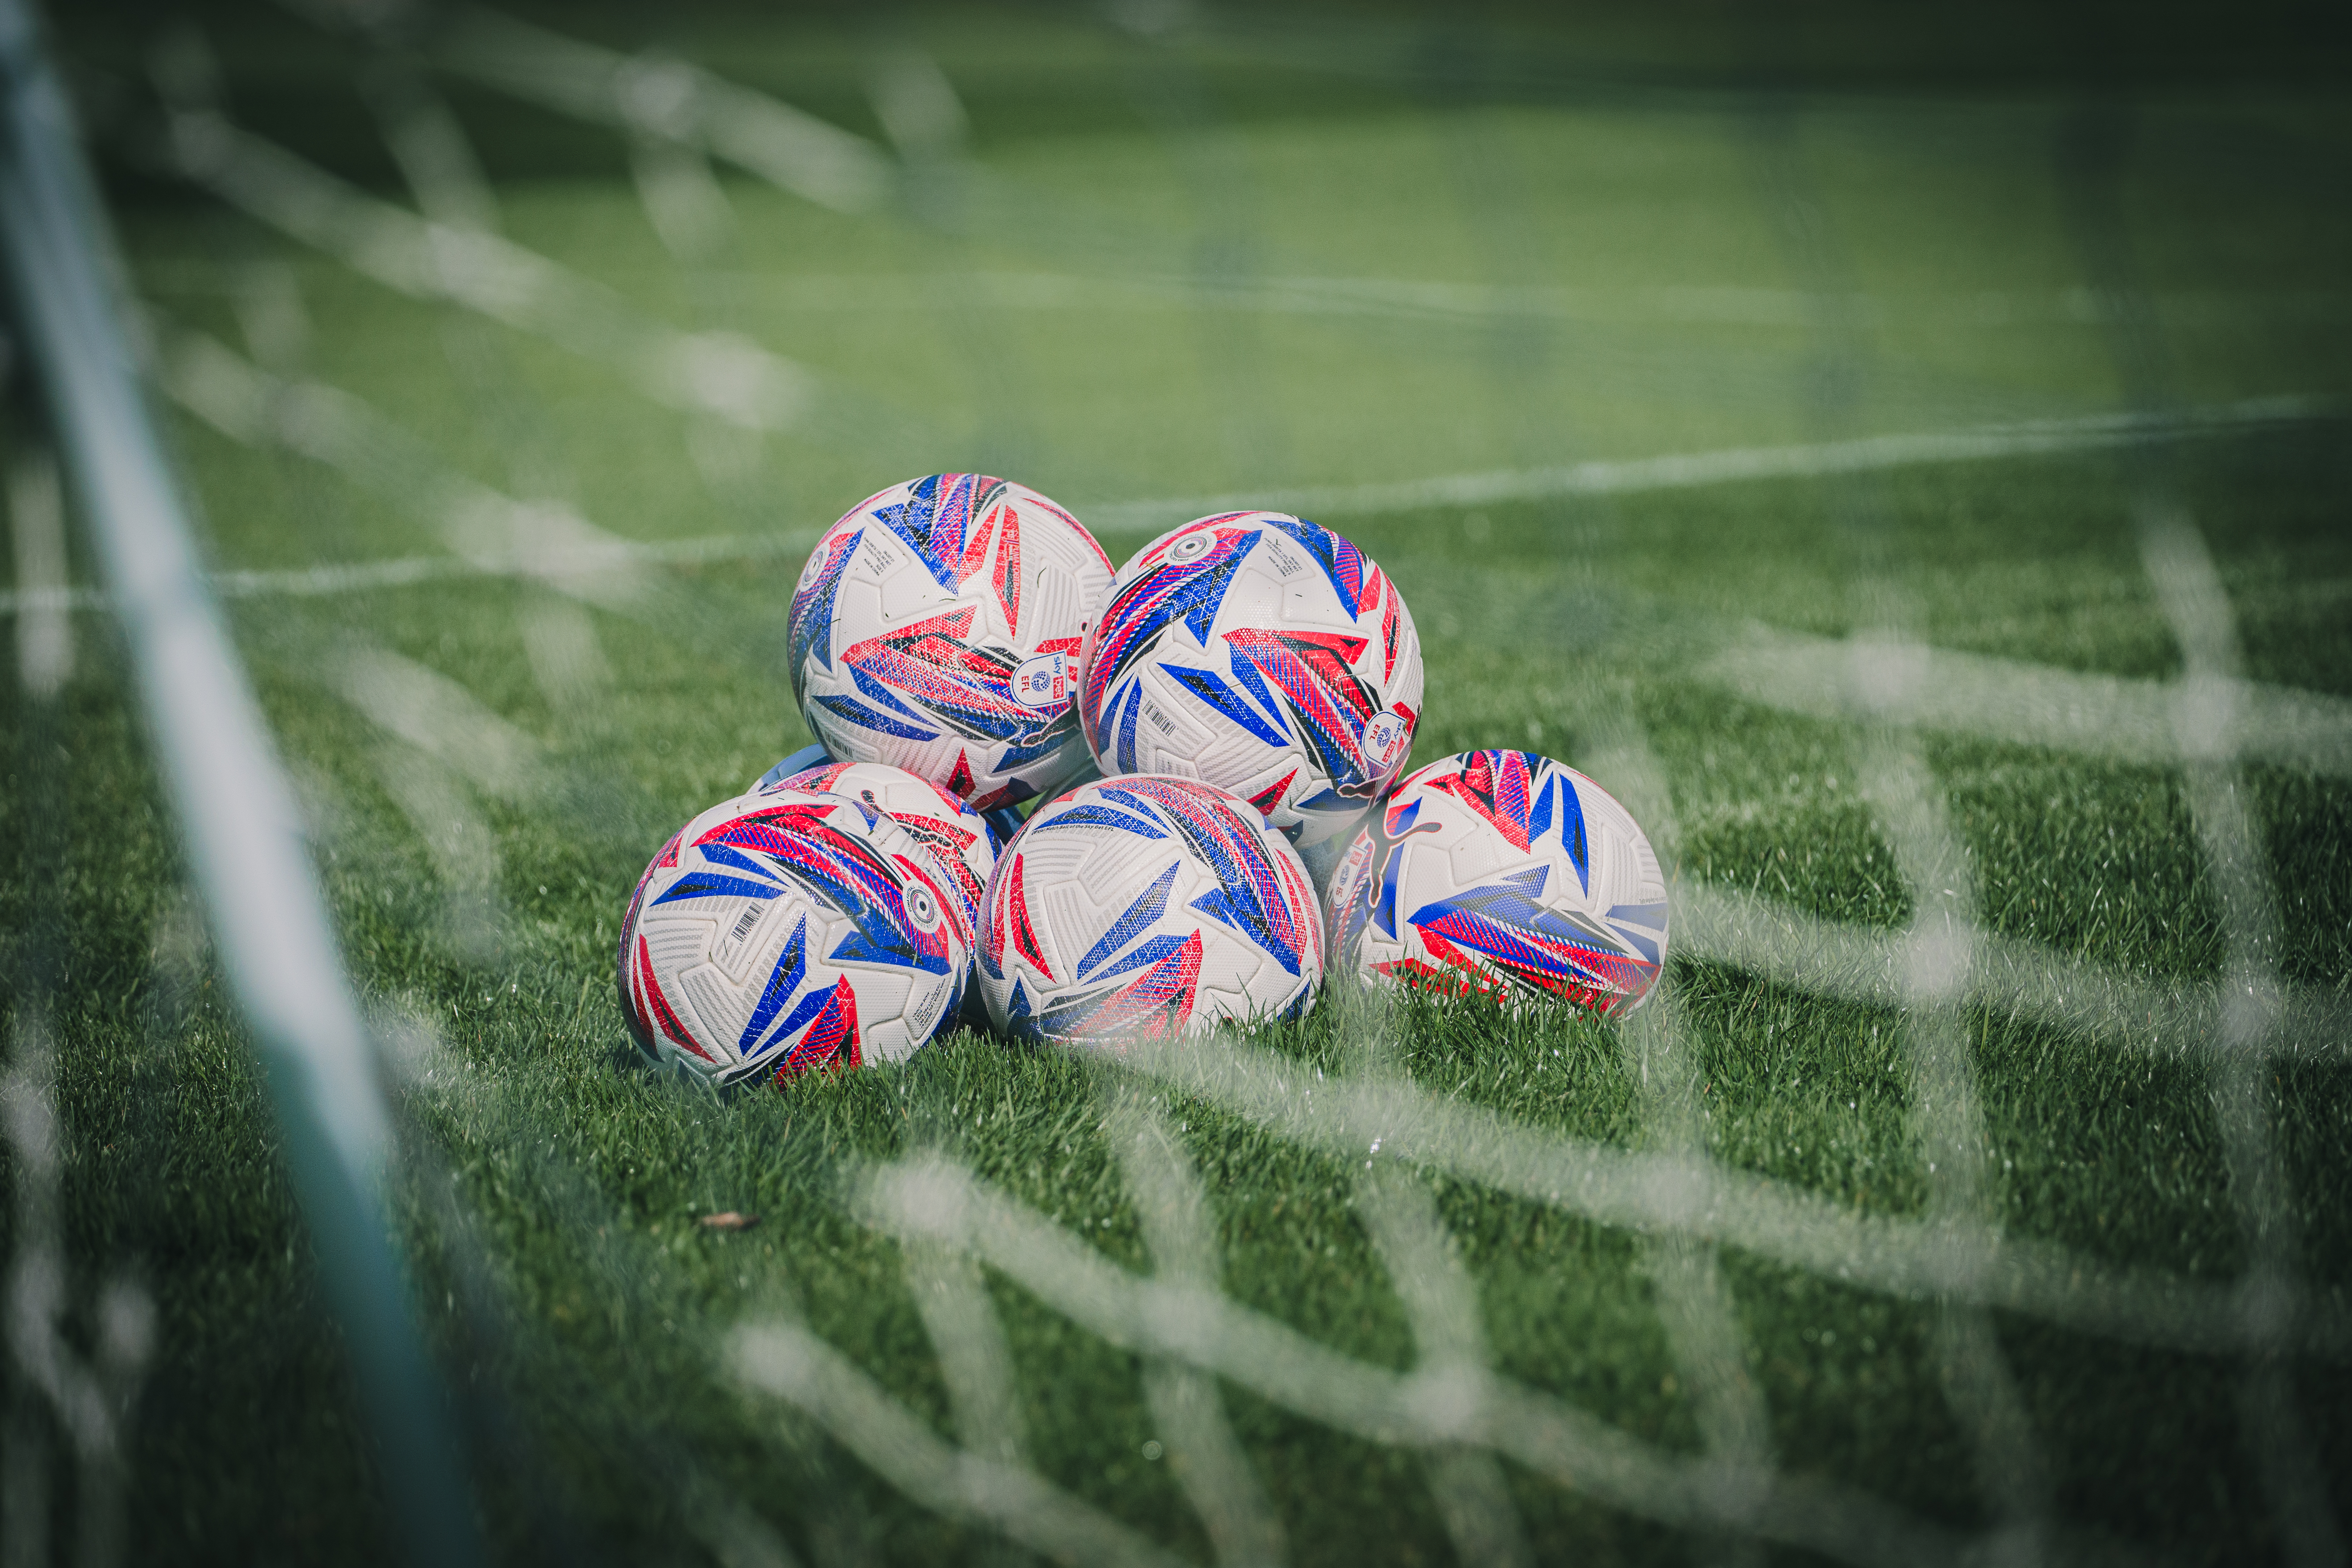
7, 2, 2352, 1564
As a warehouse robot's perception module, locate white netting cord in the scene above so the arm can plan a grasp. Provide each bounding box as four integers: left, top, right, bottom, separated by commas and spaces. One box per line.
1583, 715, 1776, 1561
2136, 509, 2347, 1568
853, 1152, 1981, 1568
93, 16, 2352, 1563
1852, 708, 2054, 1558
1100, 1086, 1290, 1568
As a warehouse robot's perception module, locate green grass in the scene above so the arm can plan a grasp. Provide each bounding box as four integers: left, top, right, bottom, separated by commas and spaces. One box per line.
8, 4, 2352, 1564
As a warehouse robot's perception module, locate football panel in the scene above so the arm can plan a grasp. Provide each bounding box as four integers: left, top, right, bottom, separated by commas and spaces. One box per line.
676, 963, 750, 1067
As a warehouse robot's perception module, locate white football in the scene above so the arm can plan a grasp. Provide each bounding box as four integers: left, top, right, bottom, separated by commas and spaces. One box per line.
1078, 512, 1423, 846
1324, 750, 1667, 1015
617, 790, 969, 1084
750, 759, 996, 953
977, 775, 1324, 1042
788, 474, 1115, 812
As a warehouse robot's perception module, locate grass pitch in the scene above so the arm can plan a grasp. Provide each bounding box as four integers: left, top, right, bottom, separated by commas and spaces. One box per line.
7, 5, 2352, 1564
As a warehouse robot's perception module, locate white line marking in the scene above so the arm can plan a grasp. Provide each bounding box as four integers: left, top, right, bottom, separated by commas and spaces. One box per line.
10, 320, 813, 619
78, 332, 2352, 1074
11, 388, 2326, 617
73, 332, 2352, 1071
1083, 396, 2336, 534
646, 272, 2352, 333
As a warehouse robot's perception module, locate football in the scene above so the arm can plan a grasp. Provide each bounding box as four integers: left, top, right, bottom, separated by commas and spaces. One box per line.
977, 775, 1324, 1042
787, 474, 1116, 813
1078, 511, 1422, 845
1324, 750, 1668, 1014
617, 789, 970, 1084
750, 759, 997, 952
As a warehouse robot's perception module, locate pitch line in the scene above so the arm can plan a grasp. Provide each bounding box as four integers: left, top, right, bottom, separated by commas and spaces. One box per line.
1108, 1032, 2350, 1362
4, 392, 2327, 618
59, 332, 2352, 1068
646, 271, 2352, 336
1084, 394, 2336, 534
61, 332, 2352, 1069
855, 1154, 1971, 1568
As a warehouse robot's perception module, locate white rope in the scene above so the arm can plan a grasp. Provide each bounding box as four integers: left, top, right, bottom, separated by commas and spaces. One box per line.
73, 293, 2352, 1559
4, 455, 154, 1568
1705, 627, 2352, 781
333, 642, 551, 806
155, 323, 669, 609
3, 1008, 156, 1568
1853, 699, 2052, 1561
731, 1321, 1191, 1568
156, 106, 815, 432
1580, 719, 1775, 1564
853, 1153, 1971, 1568
364, 741, 508, 964
437, 8, 894, 216
1351, 1163, 1537, 1568
2136, 510, 2347, 1566
7, 456, 71, 697
1100, 1087, 1290, 1568
79, 16, 2348, 1562
1105, 1031, 2348, 1360
1673, 877, 2348, 1064
902, 1240, 1030, 1468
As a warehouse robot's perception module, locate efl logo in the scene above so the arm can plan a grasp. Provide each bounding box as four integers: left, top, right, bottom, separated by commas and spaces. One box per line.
1011, 651, 1070, 710
1360, 709, 1412, 773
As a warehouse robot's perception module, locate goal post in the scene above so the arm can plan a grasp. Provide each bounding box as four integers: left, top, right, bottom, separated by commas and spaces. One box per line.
0, 2, 481, 1561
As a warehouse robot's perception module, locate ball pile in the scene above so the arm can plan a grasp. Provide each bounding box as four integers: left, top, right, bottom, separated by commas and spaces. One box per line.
617, 475, 1672, 1085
